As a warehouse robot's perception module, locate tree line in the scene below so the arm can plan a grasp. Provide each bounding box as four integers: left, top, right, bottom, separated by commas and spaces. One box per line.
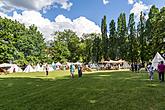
0, 5, 164, 66
101, 5, 165, 66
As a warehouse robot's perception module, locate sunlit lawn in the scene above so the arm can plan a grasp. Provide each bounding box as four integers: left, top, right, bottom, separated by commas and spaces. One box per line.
0, 70, 165, 110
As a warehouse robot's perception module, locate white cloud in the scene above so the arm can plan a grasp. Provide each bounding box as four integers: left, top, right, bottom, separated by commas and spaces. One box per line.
0, 11, 101, 41
128, 0, 134, 4
0, 0, 72, 13
130, 1, 151, 22
103, 0, 110, 5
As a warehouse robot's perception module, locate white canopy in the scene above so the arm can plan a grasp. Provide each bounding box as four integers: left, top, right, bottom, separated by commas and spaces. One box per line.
152, 52, 165, 70
24, 65, 35, 73
7, 64, 23, 73
0, 63, 13, 68
73, 62, 82, 65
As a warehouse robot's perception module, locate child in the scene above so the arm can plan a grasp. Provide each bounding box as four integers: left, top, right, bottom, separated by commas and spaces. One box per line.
147, 62, 154, 80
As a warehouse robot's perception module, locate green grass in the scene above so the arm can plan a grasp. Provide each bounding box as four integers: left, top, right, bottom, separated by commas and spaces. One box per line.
0, 70, 165, 110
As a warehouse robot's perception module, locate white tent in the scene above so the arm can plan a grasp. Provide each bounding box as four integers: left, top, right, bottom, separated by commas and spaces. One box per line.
56, 62, 62, 66
7, 64, 23, 73
122, 61, 130, 69
35, 64, 43, 72
152, 52, 165, 70
24, 65, 35, 73
56, 62, 62, 70
52, 62, 56, 70
48, 65, 54, 71
42, 64, 54, 71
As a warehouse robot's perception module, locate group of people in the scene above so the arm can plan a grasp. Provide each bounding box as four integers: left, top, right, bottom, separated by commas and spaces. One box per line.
45, 64, 83, 78
147, 61, 165, 82
70, 64, 82, 78
131, 63, 141, 72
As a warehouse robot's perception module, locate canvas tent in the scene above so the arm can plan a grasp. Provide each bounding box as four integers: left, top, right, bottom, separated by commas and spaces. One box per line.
7, 64, 23, 73
52, 62, 56, 70
35, 64, 43, 72
152, 52, 165, 70
48, 65, 54, 71
24, 65, 35, 73
122, 61, 130, 69
42, 64, 54, 71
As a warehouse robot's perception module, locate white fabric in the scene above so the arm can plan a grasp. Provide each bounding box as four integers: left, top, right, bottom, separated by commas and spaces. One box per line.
122, 61, 130, 69
147, 65, 154, 72
0, 63, 13, 67
56, 62, 62, 66
48, 66, 54, 71
35, 64, 43, 72
7, 64, 23, 73
24, 65, 35, 73
151, 52, 165, 70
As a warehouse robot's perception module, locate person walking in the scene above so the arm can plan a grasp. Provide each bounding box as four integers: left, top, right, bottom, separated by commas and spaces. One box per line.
157, 61, 165, 82
70, 64, 75, 78
45, 64, 49, 76
147, 62, 154, 80
78, 65, 82, 78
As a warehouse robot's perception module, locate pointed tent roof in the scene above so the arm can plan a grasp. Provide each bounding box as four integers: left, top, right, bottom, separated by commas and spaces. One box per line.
152, 52, 165, 70
7, 64, 23, 73
24, 65, 35, 73
52, 62, 55, 66
56, 62, 62, 66
35, 64, 43, 72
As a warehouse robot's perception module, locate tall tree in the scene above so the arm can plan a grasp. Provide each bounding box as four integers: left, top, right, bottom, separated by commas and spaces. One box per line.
52, 30, 80, 62
117, 13, 127, 59
153, 7, 165, 54
145, 5, 160, 60
109, 19, 117, 60
128, 13, 139, 64
138, 12, 147, 66
0, 17, 46, 65
101, 16, 109, 60
91, 34, 102, 63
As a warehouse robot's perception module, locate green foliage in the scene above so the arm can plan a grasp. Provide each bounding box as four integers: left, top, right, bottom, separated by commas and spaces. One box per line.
50, 30, 80, 63
128, 13, 139, 63
0, 17, 46, 65
109, 19, 117, 60
0, 5, 165, 65
117, 13, 128, 59
101, 16, 109, 60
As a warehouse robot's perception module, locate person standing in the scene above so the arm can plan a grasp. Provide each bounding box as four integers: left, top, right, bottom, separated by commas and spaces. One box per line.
157, 61, 165, 82
70, 64, 75, 78
78, 65, 82, 78
147, 62, 154, 80
45, 64, 49, 76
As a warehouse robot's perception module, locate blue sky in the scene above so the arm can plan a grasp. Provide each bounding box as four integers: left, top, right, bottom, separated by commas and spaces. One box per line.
42, 0, 165, 25
0, 0, 164, 40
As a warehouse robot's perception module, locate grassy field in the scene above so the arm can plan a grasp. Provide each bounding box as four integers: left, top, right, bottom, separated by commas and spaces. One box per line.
0, 70, 165, 110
